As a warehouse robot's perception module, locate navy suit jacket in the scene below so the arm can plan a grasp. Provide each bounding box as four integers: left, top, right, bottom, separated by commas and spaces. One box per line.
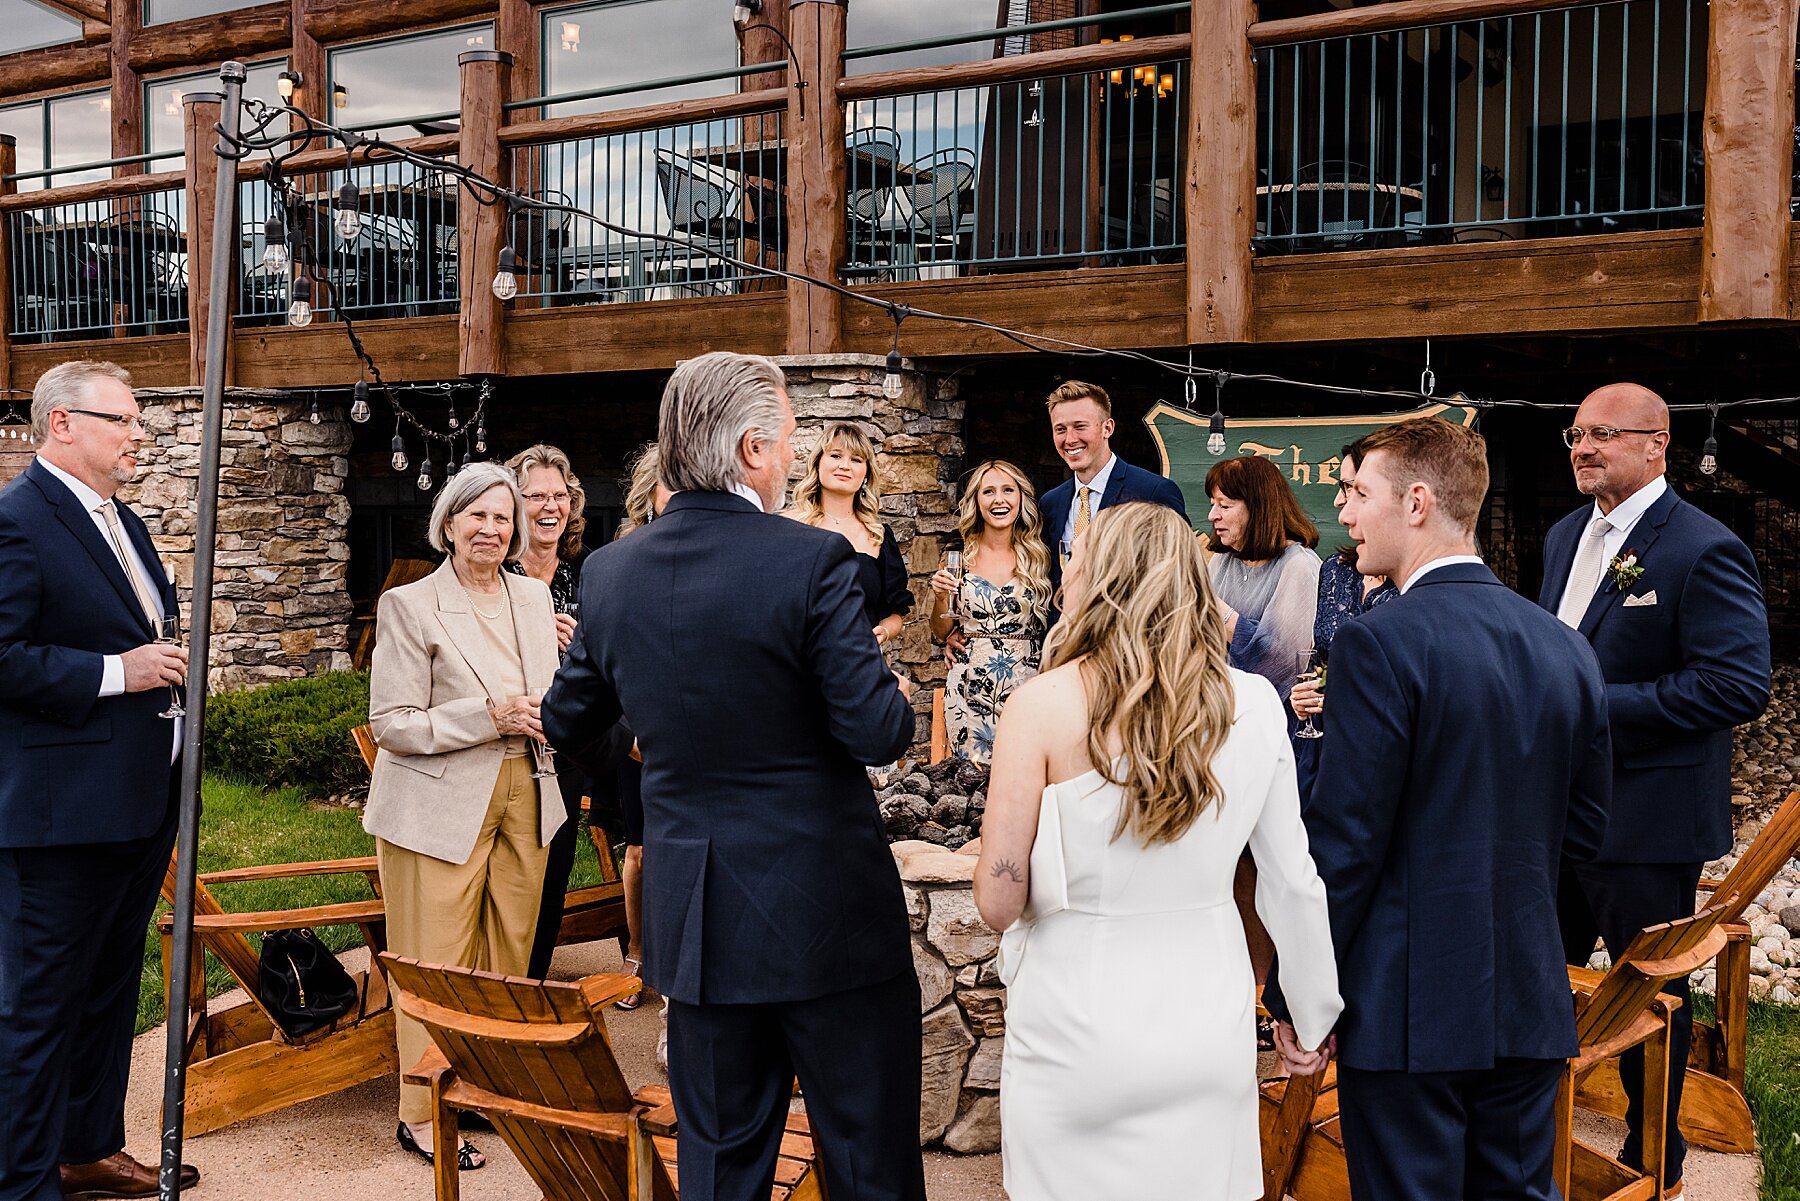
1042, 455, 1188, 596
0, 459, 180, 848
1538, 487, 1770, 864
1272, 563, 1611, 1073
543, 491, 915, 1006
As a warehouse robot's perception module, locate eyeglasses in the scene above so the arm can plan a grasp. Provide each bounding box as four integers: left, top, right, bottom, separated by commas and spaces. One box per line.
521, 491, 571, 506
1561, 426, 1667, 448
65, 408, 148, 434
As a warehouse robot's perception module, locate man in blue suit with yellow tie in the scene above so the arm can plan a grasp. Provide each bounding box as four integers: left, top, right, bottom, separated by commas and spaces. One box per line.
1038, 380, 1187, 574
1542, 383, 1770, 1201
1267, 417, 1612, 1201
0, 361, 198, 1201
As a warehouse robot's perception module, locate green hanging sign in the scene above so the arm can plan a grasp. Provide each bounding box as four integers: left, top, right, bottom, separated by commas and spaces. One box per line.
1143, 399, 1479, 550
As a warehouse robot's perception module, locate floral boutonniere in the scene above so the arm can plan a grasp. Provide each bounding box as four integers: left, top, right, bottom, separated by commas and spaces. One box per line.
1605, 549, 1645, 593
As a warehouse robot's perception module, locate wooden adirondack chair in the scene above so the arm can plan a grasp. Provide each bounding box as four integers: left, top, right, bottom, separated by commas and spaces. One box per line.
157, 852, 395, 1135
1258, 898, 1733, 1201
382, 954, 826, 1201
1576, 788, 1800, 1154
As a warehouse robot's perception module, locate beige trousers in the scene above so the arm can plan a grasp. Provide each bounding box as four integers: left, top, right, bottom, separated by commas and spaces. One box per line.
378, 754, 548, 1123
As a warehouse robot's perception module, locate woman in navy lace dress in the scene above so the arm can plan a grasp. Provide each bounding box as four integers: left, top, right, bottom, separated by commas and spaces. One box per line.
1291, 441, 1398, 804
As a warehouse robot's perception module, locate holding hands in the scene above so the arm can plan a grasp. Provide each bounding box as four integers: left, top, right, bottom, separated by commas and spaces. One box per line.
1272, 1021, 1335, 1077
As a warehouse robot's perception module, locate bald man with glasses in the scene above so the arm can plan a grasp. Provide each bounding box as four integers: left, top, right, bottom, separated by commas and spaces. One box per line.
1540, 382, 1770, 1201
0, 360, 199, 1201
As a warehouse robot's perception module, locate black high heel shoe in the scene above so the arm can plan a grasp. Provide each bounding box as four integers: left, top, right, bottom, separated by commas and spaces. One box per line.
396, 1122, 486, 1170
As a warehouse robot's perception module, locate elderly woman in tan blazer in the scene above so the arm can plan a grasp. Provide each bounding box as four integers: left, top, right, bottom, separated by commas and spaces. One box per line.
365, 461, 564, 1172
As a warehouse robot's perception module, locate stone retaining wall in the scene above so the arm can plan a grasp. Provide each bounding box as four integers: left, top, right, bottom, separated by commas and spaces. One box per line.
893, 837, 1003, 1154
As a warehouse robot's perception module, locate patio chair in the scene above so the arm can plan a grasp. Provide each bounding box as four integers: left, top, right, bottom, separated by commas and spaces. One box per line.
899, 147, 976, 268
845, 127, 903, 276
652, 148, 759, 297
384, 954, 826, 1201
1259, 898, 1734, 1201
156, 849, 394, 1136
1575, 789, 1800, 1154
8, 213, 61, 340
1265, 160, 1397, 254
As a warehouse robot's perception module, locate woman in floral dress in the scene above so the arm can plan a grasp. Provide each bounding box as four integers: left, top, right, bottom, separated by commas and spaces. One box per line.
930, 460, 1052, 765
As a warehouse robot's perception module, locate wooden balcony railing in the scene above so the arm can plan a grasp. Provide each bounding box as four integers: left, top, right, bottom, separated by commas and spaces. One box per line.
1, 0, 1797, 392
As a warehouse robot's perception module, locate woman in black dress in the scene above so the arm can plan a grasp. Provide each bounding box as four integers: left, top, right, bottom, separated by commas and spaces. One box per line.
782, 422, 913, 644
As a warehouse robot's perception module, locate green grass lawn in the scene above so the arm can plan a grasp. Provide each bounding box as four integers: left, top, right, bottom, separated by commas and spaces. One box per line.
1747, 998, 1800, 1200
136, 774, 607, 1035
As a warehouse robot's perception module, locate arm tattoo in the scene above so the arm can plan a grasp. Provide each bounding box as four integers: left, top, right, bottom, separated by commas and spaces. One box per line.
990, 859, 1025, 884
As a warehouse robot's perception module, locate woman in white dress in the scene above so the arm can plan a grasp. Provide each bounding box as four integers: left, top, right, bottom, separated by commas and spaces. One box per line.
975, 501, 1342, 1201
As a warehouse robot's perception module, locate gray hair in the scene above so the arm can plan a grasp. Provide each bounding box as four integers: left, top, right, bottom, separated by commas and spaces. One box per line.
427, 462, 527, 559
658, 352, 788, 493
32, 360, 134, 440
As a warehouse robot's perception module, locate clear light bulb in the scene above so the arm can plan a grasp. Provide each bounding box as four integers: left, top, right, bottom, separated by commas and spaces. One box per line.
287, 298, 313, 327
491, 268, 518, 301
882, 348, 904, 398
390, 433, 408, 473
417, 460, 433, 491
350, 381, 371, 423
262, 240, 288, 274
1207, 431, 1226, 456
308, 401, 322, 425
1699, 436, 1718, 476
335, 207, 361, 242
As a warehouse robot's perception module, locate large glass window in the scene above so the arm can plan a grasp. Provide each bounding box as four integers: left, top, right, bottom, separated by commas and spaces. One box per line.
144, 0, 258, 25
144, 60, 287, 167
48, 91, 112, 186
2, 0, 82, 56
329, 24, 494, 140
0, 104, 47, 191
844, 0, 992, 74
541, 0, 739, 117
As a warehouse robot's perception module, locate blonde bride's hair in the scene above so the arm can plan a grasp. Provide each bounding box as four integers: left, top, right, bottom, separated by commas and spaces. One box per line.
1044, 502, 1235, 846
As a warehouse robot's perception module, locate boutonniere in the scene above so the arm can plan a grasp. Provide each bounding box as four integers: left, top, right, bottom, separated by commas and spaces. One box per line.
1605, 549, 1645, 593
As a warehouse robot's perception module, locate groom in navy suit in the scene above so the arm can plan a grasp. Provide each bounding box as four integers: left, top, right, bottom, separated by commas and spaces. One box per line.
1542, 383, 1770, 1198
1268, 417, 1611, 1201
0, 361, 197, 1201
1038, 380, 1188, 579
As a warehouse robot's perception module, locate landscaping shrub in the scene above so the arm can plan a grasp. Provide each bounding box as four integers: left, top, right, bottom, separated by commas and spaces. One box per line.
203, 671, 370, 796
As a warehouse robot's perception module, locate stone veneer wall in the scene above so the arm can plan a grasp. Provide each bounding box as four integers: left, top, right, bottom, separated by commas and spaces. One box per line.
776, 355, 965, 743
115, 389, 354, 690
893, 838, 1004, 1154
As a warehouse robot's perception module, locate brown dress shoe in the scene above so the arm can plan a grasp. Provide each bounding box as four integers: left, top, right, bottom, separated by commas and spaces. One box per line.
59, 1151, 200, 1199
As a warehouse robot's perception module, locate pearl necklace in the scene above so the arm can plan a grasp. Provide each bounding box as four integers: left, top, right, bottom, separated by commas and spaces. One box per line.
463, 584, 506, 619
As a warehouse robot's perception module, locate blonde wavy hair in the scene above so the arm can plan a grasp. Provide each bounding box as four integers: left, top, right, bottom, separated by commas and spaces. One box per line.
505, 443, 586, 559
784, 422, 884, 542
616, 442, 661, 537
956, 459, 1052, 626
1045, 503, 1236, 846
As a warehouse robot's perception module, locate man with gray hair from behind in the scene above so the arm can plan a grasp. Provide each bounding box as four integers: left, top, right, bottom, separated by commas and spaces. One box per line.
545, 351, 924, 1201
0, 360, 202, 1200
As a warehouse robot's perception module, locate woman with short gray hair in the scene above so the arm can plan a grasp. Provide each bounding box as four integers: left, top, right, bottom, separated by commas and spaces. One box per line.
364, 461, 565, 1172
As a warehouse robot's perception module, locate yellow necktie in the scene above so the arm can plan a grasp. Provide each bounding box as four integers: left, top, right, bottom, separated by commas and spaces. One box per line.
99, 501, 161, 629
1074, 486, 1091, 539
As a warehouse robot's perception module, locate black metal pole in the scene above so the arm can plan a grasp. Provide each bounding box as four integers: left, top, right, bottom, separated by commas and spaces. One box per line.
159, 60, 244, 1201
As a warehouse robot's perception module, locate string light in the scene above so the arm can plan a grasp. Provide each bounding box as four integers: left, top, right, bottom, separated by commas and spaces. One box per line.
416, 450, 434, 492
1207, 374, 1227, 455
333, 181, 362, 243
261, 210, 288, 274
1700, 402, 1719, 476
390, 418, 408, 473
308, 395, 322, 425
883, 306, 907, 399
350, 379, 371, 423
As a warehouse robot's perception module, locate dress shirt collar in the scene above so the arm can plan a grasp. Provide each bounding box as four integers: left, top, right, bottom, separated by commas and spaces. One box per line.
1400, 554, 1485, 594
37, 455, 112, 513
1590, 473, 1666, 539
1075, 452, 1117, 497
729, 481, 767, 512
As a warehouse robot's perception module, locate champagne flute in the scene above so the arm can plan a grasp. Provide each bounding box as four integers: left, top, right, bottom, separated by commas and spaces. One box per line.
1058, 537, 1073, 567
944, 550, 964, 618
1294, 649, 1324, 740
557, 600, 580, 661
157, 614, 185, 719
526, 688, 557, 779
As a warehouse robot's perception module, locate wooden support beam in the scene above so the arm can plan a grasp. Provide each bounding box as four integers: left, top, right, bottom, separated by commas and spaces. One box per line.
739, 0, 791, 96
1698, 0, 1799, 322
836, 34, 1189, 102
127, 4, 289, 73
498, 0, 540, 118
290, 0, 328, 124
184, 92, 232, 388
499, 89, 785, 146
0, 171, 185, 213
36, 0, 108, 23
305, 0, 497, 43
0, 41, 108, 97
1248, 0, 1579, 46
1187, 0, 1255, 344
110, 0, 143, 174
0, 137, 14, 397
457, 50, 511, 379
786, 0, 846, 355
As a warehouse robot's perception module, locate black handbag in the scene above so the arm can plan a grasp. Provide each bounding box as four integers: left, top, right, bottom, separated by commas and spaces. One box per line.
256, 927, 360, 1038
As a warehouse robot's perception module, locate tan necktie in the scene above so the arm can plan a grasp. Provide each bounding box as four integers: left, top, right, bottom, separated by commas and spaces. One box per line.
1074, 485, 1092, 540
99, 500, 162, 630
1556, 515, 1612, 628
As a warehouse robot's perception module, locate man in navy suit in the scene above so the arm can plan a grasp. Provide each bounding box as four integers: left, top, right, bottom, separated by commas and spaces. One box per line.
1038, 380, 1188, 571
1267, 417, 1611, 1201
0, 361, 199, 1201
544, 352, 923, 1201
1542, 383, 1770, 1199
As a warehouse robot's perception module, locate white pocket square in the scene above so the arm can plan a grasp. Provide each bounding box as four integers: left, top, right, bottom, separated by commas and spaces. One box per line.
1622, 590, 1658, 607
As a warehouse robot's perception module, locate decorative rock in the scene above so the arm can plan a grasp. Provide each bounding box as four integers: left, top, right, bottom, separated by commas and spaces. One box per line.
1749, 975, 1773, 1001
915, 942, 955, 1013
919, 1002, 976, 1143
965, 1037, 1003, 1090
942, 1091, 1002, 1154
901, 852, 978, 885
928, 890, 1001, 966
1782, 906, 1800, 934
916, 822, 953, 846
959, 987, 1007, 1038
904, 885, 928, 932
